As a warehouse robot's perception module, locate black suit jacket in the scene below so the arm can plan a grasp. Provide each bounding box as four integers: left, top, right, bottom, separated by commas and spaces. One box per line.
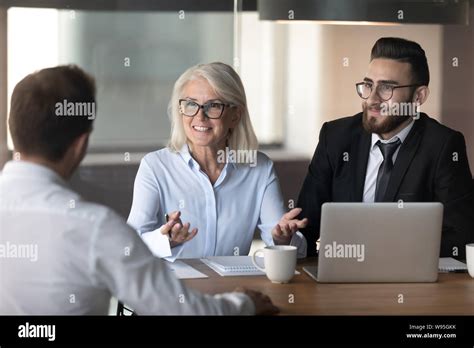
297, 112, 474, 259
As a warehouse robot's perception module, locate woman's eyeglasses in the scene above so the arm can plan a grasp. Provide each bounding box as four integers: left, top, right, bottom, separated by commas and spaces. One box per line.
179, 99, 235, 119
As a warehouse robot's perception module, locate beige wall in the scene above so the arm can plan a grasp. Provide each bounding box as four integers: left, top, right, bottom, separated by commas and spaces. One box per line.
283, 23, 444, 157
320, 24, 443, 122
242, 15, 473, 170
441, 6, 474, 169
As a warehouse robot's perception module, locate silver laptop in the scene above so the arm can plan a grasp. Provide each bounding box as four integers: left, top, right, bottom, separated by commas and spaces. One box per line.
303, 202, 443, 283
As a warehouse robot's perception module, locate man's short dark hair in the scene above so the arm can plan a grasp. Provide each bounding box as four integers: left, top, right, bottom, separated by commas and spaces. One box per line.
370, 37, 430, 86
9, 65, 96, 162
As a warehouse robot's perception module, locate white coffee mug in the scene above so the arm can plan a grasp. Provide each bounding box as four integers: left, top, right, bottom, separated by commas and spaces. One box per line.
252, 245, 297, 283
466, 244, 474, 278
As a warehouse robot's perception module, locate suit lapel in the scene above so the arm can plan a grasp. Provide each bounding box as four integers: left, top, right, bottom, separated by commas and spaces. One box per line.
383, 116, 424, 201
351, 126, 371, 201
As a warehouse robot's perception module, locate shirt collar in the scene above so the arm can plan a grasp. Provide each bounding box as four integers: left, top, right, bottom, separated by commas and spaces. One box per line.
178, 143, 237, 169
178, 143, 194, 168
371, 119, 415, 150
1, 160, 67, 186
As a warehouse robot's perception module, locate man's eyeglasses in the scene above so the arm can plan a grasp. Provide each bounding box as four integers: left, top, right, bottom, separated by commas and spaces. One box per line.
179, 99, 234, 119
355, 82, 420, 101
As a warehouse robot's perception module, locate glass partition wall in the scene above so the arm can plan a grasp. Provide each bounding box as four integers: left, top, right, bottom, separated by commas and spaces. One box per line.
5, 0, 286, 158
2, 1, 473, 164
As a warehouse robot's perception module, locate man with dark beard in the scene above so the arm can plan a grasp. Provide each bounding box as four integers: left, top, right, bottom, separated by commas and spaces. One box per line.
297, 37, 474, 259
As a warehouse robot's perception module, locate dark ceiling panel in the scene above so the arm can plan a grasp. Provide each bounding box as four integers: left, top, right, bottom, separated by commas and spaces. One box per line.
0, 0, 257, 11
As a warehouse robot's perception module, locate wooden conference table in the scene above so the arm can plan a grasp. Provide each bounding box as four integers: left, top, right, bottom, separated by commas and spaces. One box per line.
183, 258, 474, 315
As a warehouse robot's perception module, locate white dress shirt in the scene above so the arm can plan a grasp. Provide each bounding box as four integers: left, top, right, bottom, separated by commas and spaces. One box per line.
363, 120, 415, 202
0, 161, 254, 315
127, 145, 307, 261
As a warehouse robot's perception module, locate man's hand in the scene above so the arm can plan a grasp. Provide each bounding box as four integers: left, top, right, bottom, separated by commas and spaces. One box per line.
271, 207, 308, 245
234, 287, 279, 315
160, 211, 198, 248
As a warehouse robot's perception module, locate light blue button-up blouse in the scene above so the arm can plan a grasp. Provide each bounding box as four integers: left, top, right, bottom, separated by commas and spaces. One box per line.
127, 145, 306, 260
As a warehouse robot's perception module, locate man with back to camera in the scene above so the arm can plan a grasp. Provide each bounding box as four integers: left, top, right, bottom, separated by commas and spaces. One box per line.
0, 65, 278, 315
297, 37, 474, 260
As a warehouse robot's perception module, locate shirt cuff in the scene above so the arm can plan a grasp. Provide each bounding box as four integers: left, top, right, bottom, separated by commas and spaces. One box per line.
140, 227, 172, 258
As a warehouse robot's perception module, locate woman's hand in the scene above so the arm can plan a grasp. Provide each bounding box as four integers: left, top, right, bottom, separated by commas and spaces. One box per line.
271, 208, 308, 245
160, 211, 198, 248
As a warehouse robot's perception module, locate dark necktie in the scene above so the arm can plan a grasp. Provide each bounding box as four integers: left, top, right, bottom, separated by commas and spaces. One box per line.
374, 138, 401, 202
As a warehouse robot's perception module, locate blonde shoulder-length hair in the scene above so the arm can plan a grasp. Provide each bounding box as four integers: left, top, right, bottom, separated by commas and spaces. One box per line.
167, 62, 258, 152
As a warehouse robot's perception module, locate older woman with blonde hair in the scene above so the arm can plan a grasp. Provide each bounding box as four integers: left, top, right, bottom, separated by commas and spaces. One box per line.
128, 62, 307, 260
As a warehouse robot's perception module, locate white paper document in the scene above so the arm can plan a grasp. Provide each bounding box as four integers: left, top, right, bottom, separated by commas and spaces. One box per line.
201, 256, 266, 276
165, 260, 208, 279
438, 257, 468, 272
201, 256, 300, 277
141, 228, 172, 258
